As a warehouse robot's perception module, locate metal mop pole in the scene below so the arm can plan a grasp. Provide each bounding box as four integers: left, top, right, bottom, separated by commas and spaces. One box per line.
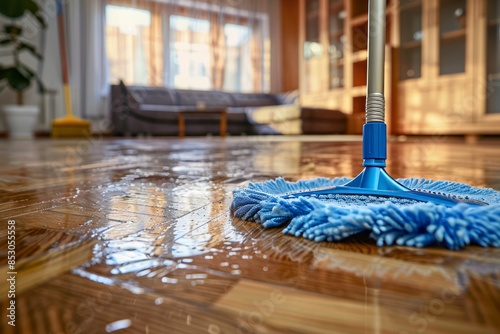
366, 0, 386, 123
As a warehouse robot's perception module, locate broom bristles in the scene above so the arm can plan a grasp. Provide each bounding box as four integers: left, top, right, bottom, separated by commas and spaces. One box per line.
51, 116, 91, 138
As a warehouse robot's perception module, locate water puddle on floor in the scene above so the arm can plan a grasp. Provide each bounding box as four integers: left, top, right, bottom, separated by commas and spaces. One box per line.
105, 319, 132, 332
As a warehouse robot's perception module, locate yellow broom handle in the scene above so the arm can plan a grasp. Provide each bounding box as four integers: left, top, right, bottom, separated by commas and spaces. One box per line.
57, 1, 74, 118
63, 84, 73, 118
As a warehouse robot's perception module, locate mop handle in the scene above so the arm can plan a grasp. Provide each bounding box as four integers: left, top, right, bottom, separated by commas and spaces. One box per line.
362, 0, 387, 167
365, 0, 386, 123
56, 0, 73, 118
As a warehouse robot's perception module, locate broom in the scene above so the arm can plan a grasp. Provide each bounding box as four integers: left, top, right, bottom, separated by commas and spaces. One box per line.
51, 0, 91, 138
231, 0, 500, 250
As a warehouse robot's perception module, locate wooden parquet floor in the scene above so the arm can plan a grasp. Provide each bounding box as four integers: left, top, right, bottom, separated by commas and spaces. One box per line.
0, 136, 499, 334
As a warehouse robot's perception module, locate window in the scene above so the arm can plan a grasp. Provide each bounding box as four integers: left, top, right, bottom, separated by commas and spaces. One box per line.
223, 23, 252, 92
106, 5, 152, 86
169, 15, 211, 90
105, 1, 269, 92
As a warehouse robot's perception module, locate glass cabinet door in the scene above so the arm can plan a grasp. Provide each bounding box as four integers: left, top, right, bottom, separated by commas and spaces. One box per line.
439, 0, 467, 75
486, 0, 500, 114
399, 0, 422, 80
303, 0, 323, 93
304, 0, 321, 60
328, 0, 345, 89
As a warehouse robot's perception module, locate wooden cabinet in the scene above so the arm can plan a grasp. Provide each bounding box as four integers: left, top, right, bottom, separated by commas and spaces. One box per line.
482, 0, 500, 117
438, 0, 467, 75
299, 0, 500, 136
399, 0, 423, 80
302, 0, 324, 94
328, 0, 345, 90
396, 0, 500, 135
299, 0, 393, 134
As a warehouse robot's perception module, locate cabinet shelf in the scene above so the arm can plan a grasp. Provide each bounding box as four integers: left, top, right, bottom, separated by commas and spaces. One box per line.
351, 8, 393, 27
440, 29, 466, 41
488, 72, 500, 81
330, 78, 344, 90
488, 17, 500, 26
400, 1, 421, 11
351, 50, 367, 62
351, 14, 368, 27
351, 87, 366, 98
330, 58, 344, 66
401, 40, 422, 49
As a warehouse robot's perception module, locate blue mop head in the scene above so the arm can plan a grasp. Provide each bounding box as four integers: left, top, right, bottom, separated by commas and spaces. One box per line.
231, 177, 500, 250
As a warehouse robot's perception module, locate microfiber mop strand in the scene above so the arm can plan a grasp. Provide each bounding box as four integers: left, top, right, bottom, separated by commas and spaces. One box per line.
231, 177, 500, 250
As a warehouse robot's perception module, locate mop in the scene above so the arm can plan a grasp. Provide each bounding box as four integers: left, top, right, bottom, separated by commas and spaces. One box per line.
51, 0, 91, 138
231, 0, 500, 250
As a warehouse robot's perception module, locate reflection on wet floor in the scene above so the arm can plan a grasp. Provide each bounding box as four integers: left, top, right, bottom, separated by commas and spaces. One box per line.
0, 137, 499, 333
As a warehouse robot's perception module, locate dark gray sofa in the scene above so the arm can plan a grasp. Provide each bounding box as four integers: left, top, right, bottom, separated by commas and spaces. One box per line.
110, 82, 347, 136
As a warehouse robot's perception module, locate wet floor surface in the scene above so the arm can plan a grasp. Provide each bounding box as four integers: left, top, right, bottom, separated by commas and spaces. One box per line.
0, 136, 499, 333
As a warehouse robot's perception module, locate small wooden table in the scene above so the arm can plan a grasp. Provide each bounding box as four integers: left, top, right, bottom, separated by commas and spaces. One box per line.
178, 108, 228, 138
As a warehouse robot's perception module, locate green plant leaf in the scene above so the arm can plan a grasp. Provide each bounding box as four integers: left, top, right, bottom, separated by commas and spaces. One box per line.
0, 1, 26, 18
18, 42, 42, 59
0, 1, 46, 95
0, 66, 10, 80
25, 0, 47, 28
3, 24, 23, 37
6, 67, 31, 91
0, 0, 46, 28
33, 13, 47, 29
0, 64, 36, 92
17, 64, 35, 79
23, 0, 41, 15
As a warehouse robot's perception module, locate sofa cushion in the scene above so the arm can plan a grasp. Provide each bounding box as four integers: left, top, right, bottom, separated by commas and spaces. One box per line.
267, 119, 302, 135
302, 120, 346, 134
231, 93, 279, 107
176, 89, 233, 107
226, 107, 251, 123
128, 86, 178, 105
246, 105, 301, 125
275, 90, 300, 105
137, 105, 183, 120
301, 107, 347, 120
300, 108, 347, 134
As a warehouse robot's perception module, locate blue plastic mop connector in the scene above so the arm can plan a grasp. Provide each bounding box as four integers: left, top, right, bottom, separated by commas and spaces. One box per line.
362, 122, 386, 167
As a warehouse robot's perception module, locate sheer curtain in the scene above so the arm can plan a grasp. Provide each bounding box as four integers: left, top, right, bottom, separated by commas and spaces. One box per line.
105, 0, 272, 92
106, 0, 163, 86
66, 0, 108, 119
209, 6, 226, 90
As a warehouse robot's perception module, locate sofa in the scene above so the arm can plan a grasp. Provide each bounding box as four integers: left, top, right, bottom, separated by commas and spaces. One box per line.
110, 82, 347, 136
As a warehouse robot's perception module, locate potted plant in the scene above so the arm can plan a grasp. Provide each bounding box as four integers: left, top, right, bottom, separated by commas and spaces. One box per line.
0, 0, 46, 139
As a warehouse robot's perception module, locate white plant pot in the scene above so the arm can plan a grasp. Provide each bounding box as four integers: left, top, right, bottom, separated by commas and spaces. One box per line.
2, 105, 40, 139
